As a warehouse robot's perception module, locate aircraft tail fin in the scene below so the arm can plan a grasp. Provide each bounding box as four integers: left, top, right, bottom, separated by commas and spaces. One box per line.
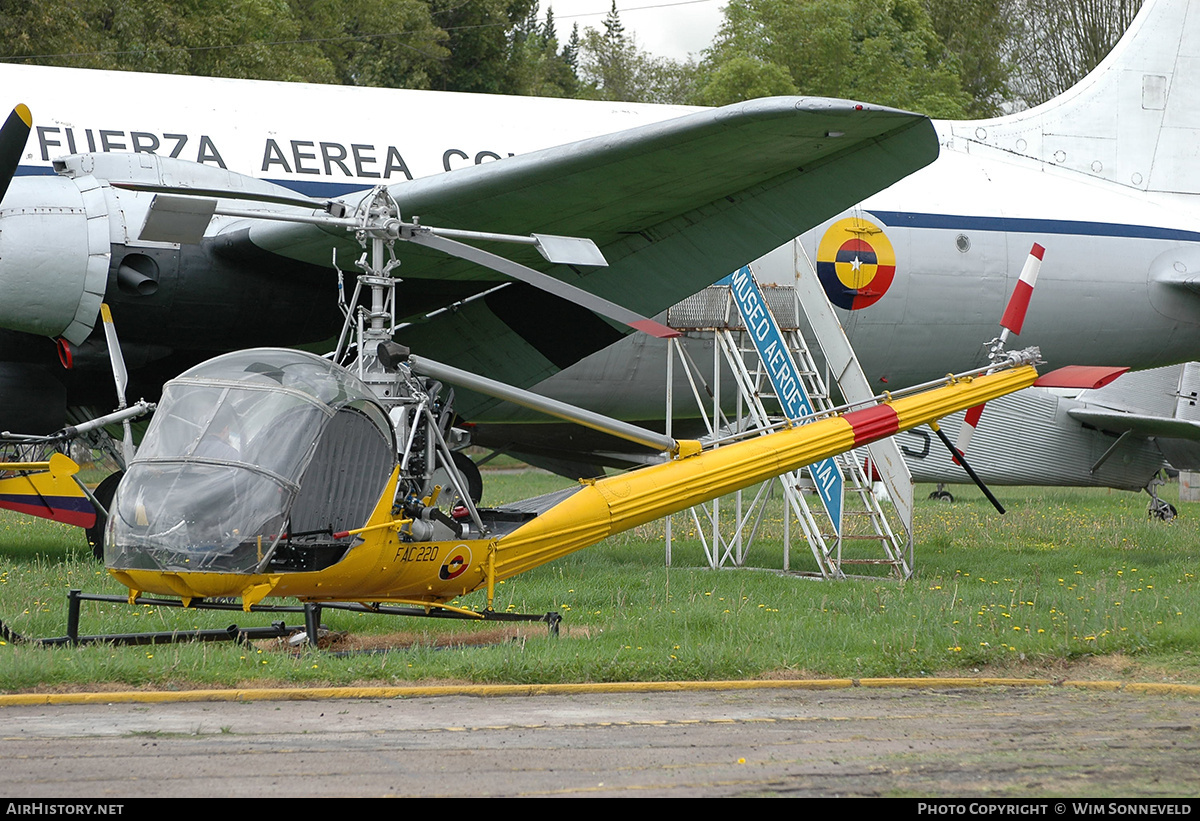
943, 0, 1200, 196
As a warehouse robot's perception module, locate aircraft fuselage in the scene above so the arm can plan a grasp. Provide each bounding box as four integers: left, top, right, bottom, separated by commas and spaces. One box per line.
2, 29, 1200, 436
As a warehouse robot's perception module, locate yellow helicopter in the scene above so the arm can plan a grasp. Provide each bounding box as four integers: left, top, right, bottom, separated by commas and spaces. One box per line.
0, 102, 1124, 646
97, 186, 1123, 638
102, 343, 1105, 616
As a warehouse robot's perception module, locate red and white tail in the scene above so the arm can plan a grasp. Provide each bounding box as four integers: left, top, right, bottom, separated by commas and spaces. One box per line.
955, 243, 1044, 459
998, 243, 1044, 345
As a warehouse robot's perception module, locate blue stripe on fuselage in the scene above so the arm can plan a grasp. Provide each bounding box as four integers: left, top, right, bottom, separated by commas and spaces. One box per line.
15, 164, 373, 198
15, 164, 1200, 242
868, 210, 1200, 243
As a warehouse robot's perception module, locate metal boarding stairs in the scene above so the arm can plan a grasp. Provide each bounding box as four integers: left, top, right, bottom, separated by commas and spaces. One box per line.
664, 241, 912, 580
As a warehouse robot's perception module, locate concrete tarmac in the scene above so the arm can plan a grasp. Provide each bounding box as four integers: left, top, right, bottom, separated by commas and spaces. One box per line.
4, 681, 1200, 798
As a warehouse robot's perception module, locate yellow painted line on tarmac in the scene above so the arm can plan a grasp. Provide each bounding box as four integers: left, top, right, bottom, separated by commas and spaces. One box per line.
2, 677, 1200, 706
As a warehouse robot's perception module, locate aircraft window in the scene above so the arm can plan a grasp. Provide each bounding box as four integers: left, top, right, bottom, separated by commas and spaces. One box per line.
136, 380, 336, 477
135, 383, 227, 462
178, 348, 369, 408
111, 348, 396, 572
108, 461, 290, 573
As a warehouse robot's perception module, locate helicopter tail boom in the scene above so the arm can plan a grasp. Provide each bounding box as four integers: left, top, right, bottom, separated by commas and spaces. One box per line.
489, 362, 1042, 581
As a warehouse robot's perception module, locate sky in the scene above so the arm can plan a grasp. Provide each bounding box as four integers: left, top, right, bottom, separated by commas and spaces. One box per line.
546, 0, 726, 62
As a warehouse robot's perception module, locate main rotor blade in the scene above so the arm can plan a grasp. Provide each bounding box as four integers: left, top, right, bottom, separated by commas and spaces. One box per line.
0, 104, 32, 205
406, 231, 680, 338
111, 181, 344, 215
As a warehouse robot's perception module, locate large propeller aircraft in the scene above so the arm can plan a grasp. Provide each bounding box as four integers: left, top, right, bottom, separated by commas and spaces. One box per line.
463, 0, 1200, 496
0, 0, 1196, 543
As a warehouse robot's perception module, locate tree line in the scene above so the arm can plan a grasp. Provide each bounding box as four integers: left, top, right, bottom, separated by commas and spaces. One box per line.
0, 0, 1144, 117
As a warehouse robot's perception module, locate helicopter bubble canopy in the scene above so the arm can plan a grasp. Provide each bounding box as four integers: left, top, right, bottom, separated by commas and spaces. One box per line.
106, 348, 396, 574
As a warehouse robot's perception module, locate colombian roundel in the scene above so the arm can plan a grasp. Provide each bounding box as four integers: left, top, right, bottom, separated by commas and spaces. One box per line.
815, 217, 896, 311
439, 545, 472, 581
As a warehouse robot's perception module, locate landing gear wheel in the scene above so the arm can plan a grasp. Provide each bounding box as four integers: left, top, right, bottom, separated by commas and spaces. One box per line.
928, 489, 955, 503
85, 471, 123, 561
1148, 500, 1177, 522
1144, 472, 1176, 522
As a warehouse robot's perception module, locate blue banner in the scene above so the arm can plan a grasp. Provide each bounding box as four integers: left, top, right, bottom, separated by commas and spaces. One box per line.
729, 265, 843, 535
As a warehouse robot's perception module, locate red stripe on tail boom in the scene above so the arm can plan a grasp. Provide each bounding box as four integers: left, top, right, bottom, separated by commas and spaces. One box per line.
843, 404, 900, 447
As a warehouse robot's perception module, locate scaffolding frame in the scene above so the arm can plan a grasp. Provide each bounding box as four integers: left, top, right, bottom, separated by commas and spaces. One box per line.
663, 241, 914, 579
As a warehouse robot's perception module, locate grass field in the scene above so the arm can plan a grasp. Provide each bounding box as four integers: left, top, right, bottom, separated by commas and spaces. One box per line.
1, 469, 1198, 692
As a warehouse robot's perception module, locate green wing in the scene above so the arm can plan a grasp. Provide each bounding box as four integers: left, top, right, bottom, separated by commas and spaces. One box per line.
253, 97, 938, 414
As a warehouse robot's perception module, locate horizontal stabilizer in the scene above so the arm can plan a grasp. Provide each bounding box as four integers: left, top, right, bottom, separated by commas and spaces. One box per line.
1150, 266, 1200, 296
0, 454, 95, 528
1067, 407, 1200, 442
1033, 366, 1129, 390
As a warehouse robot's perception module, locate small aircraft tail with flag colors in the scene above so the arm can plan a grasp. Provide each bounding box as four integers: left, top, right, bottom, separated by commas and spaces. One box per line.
0, 453, 94, 529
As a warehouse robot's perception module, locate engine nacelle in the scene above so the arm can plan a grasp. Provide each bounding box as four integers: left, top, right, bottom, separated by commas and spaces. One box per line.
0, 174, 109, 344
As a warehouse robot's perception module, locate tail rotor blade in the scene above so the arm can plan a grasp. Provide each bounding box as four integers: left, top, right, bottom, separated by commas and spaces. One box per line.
998, 243, 1044, 343
953, 403, 985, 462
931, 423, 1005, 514
959, 242, 1047, 458
0, 104, 32, 205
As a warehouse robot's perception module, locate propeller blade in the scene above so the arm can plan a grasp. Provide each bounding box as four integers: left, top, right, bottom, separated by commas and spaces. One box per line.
100, 304, 137, 464
0, 104, 32, 205
121, 419, 135, 466
100, 305, 128, 408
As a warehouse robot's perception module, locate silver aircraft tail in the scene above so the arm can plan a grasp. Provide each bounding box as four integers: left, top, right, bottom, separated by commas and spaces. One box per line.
938, 0, 1200, 198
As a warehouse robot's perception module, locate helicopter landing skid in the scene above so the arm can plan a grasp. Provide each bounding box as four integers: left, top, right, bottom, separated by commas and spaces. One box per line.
1, 589, 560, 648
